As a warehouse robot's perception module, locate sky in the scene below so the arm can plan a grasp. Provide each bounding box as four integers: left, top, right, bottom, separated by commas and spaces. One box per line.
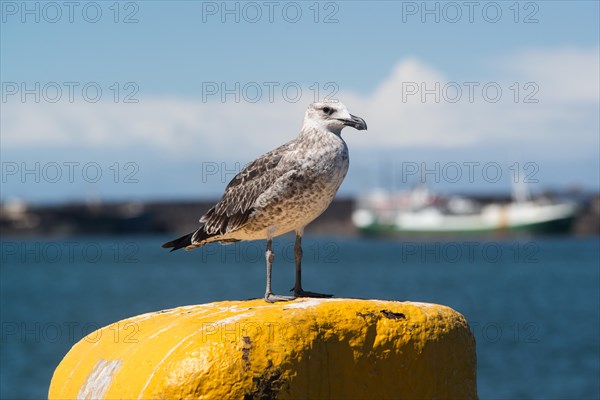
1, 0, 599, 203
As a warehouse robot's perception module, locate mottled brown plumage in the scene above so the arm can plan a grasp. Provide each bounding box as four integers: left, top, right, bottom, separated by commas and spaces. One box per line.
197, 142, 292, 240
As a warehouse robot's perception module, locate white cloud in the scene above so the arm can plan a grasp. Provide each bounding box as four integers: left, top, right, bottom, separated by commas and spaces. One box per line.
2, 46, 598, 163
1, 99, 305, 160
346, 58, 477, 147
347, 47, 599, 158
498, 46, 600, 103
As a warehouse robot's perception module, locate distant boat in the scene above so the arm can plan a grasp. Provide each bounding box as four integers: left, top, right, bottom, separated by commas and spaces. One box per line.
352, 187, 579, 236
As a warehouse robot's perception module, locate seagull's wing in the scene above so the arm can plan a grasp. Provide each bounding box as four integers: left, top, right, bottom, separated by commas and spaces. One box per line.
195, 141, 295, 239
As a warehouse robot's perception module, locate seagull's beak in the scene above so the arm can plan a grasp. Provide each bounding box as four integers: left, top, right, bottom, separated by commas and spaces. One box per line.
339, 114, 367, 131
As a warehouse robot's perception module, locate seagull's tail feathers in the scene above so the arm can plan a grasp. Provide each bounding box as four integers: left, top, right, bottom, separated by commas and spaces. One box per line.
161, 232, 196, 252
162, 227, 213, 252
162, 223, 238, 251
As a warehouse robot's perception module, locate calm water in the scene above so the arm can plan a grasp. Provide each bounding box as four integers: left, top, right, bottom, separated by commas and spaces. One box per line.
1, 235, 599, 399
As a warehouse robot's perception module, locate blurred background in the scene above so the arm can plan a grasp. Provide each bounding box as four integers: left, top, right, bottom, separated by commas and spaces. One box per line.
1, 1, 599, 398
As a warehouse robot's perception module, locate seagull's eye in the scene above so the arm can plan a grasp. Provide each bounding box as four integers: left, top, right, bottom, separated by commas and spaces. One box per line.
322, 107, 333, 115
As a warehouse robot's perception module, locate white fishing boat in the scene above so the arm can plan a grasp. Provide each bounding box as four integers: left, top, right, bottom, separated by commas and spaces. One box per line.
352, 186, 579, 236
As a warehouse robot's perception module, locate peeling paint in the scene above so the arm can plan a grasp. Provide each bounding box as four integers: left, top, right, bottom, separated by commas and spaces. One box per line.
283, 298, 336, 309
77, 359, 122, 400
380, 310, 406, 320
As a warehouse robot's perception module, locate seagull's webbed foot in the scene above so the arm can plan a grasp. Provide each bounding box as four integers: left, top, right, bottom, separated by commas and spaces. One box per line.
292, 288, 334, 298
264, 293, 295, 303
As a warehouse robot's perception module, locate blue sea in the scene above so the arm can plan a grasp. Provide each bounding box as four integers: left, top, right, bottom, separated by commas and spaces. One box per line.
1, 235, 599, 399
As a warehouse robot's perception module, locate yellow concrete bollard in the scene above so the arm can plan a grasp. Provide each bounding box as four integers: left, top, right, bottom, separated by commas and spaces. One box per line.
49, 298, 477, 399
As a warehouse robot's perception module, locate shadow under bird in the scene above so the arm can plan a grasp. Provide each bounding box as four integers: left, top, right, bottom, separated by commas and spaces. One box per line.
162, 101, 367, 302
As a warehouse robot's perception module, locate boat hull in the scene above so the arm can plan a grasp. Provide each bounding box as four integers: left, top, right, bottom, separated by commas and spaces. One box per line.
353, 202, 579, 237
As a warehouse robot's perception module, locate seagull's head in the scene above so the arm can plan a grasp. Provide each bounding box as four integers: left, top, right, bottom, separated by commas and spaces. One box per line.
303, 100, 367, 135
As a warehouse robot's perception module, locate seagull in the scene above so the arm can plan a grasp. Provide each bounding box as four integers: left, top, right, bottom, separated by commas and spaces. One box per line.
162, 101, 367, 302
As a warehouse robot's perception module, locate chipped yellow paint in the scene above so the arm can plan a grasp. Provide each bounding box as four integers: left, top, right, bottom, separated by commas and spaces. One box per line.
49, 298, 477, 399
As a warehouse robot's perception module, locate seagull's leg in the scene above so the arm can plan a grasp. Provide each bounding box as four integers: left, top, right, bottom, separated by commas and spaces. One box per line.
264, 238, 294, 303
292, 229, 333, 298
